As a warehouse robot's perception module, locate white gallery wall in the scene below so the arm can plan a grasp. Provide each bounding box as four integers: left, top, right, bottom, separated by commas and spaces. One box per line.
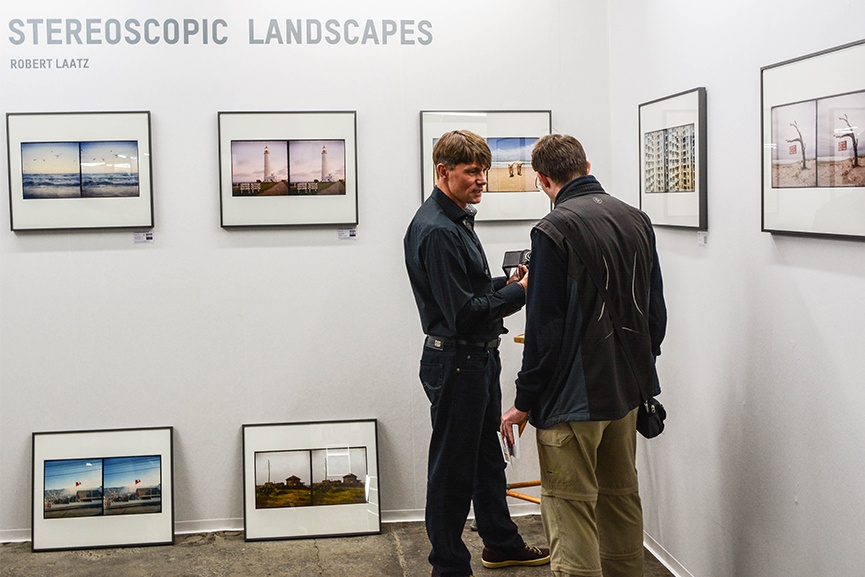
608, 1, 865, 576
0, 1, 613, 540
3, 1, 865, 576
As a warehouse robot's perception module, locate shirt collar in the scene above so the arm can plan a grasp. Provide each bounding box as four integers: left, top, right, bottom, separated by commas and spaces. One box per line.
432, 187, 476, 224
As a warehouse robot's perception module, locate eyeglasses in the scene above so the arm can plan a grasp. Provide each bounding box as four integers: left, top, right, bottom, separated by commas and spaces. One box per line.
534, 176, 544, 193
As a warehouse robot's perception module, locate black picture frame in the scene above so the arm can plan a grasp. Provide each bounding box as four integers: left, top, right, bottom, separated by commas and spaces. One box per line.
638, 87, 708, 230
6, 111, 154, 231
31, 426, 174, 552
218, 111, 358, 228
420, 110, 552, 221
761, 38, 865, 240
242, 419, 380, 541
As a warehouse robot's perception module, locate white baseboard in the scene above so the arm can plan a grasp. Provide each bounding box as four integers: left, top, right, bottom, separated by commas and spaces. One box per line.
1, 504, 542, 544
175, 518, 243, 534
643, 531, 694, 577
0, 528, 29, 543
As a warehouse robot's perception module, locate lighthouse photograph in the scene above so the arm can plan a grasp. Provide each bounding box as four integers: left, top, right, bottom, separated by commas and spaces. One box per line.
218, 111, 357, 227
288, 139, 346, 195
230, 140, 289, 196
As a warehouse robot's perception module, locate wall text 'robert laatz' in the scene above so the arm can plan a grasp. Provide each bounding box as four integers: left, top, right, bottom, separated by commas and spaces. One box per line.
10, 57, 89, 69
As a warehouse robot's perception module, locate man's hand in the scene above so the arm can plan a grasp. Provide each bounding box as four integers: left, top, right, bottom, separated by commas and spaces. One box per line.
500, 406, 528, 446
506, 264, 529, 293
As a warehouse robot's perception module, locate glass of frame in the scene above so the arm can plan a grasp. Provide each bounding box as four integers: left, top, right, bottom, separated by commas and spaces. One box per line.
218, 111, 358, 227
242, 419, 380, 542
419, 110, 552, 222
638, 87, 707, 230
6, 111, 154, 231
31, 426, 174, 552
761, 39, 865, 240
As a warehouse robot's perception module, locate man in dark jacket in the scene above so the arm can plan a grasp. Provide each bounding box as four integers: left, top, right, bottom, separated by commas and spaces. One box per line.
501, 134, 667, 577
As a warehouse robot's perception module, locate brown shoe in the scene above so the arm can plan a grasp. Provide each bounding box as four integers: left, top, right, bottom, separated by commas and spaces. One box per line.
481, 544, 550, 568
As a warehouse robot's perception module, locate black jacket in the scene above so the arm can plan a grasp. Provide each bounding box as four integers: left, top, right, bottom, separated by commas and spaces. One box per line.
515, 176, 666, 427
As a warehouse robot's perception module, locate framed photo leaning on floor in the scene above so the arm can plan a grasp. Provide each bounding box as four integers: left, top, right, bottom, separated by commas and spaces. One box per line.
31, 426, 174, 552
242, 419, 380, 541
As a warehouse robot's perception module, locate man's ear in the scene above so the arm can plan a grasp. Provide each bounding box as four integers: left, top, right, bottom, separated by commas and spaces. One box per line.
435, 163, 448, 181
585, 160, 591, 175
538, 173, 551, 188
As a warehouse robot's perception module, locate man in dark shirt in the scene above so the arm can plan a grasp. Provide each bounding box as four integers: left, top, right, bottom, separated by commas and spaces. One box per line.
404, 130, 550, 577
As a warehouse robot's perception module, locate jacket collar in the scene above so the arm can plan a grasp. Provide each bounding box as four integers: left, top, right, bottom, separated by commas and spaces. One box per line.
554, 175, 607, 207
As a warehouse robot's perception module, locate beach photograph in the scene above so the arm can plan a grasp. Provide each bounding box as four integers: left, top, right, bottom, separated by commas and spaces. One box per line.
103, 455, 162, 516
43, 458, 104, 519
288, 139, 346, 196
771, 100, 818, 188
231, 140, 290, 196
486, 137, 538, 193
816, 90, 865, 188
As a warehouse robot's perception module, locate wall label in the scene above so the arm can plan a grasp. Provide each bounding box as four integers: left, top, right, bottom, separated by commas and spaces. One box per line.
10, 58, 89, 69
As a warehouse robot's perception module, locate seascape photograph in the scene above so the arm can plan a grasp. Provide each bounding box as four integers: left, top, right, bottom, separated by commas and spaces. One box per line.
230, 140, 289, 196
79, 141, 140, 197
21, 140, 140, 199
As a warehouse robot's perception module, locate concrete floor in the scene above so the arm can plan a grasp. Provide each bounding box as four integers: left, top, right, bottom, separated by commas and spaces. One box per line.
0, 516, 674, 577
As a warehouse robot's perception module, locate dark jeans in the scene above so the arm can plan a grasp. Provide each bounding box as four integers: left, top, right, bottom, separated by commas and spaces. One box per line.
420, 342, 524, 577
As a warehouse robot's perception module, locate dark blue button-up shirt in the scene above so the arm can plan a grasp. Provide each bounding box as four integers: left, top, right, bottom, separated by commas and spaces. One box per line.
404, 187, 526, 341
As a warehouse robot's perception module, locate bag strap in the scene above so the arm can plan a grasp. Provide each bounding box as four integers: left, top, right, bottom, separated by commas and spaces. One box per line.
545, 205, 652, 403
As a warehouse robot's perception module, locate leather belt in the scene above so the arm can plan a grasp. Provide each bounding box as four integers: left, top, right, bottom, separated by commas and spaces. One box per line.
425, 336, 501, 350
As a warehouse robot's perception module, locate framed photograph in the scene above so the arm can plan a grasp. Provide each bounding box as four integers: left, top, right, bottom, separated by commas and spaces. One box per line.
218, 111, 358, 227
761, 39, 865, 239
420, 110, 552, 221
639, 87, 707, 230
31, 427, 174, 552
242, 419, 380, 541
6, 111, 154, 231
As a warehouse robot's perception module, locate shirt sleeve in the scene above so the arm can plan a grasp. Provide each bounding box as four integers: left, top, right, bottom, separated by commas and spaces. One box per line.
514, 228, 568, 412
422, 228, 525, 336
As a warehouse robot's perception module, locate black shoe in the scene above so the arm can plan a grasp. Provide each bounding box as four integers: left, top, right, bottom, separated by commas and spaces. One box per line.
481, 544, 550, 568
